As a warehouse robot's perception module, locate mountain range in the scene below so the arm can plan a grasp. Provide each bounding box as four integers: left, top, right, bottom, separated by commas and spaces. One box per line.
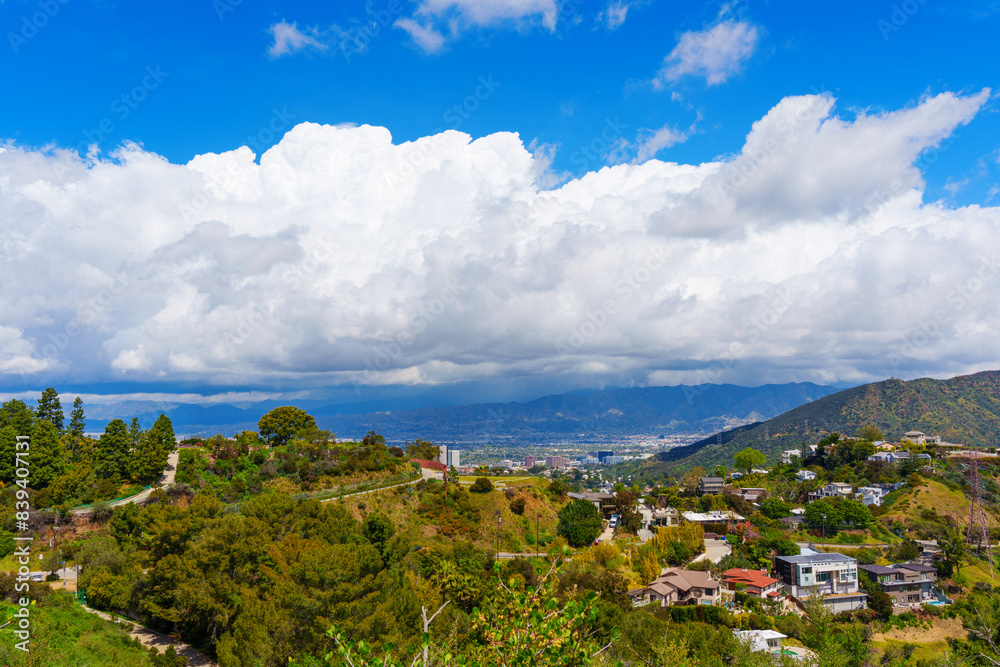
78, 382, 840, 444
653, 370, 1000, 471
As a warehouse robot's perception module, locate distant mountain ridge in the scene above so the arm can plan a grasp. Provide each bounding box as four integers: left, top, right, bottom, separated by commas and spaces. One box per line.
654, 370, 1000, 470
79, 382, 840, 443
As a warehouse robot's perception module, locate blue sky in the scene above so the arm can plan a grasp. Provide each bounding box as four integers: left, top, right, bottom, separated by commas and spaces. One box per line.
2, 0, 1000, 408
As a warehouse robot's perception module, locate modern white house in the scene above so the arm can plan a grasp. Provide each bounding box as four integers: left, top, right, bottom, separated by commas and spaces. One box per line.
782, 449, 802, 465
795, 469, 817, 482
807, 482, 854, 502
773, 551, 867, 613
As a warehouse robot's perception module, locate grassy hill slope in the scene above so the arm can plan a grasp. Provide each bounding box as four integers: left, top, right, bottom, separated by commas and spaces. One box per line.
651, 370, 1000, 471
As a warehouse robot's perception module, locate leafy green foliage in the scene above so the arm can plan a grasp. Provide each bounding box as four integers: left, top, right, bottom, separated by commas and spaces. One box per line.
405, 439, 441, 461
733, 447, 766, 472
557, 500, 602, 547
470, 477, 494, 493
258, 406, 317, 446
35, 387, 64, 430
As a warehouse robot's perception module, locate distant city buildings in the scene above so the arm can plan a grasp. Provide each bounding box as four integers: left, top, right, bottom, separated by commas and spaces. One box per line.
544, 455, 570, 468
446, 449, 461, 468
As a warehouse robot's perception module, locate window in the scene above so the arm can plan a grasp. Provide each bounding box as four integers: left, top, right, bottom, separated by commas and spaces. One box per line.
705, 588, 714, 596
801, 567, 812, 574
817, 572, 830, 582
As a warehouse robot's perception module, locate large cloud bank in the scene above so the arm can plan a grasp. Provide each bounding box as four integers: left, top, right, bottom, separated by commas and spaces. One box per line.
2, 90, 998, 393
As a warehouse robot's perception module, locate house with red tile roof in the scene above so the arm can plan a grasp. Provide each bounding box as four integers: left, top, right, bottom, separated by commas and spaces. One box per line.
722, 568, 782, 599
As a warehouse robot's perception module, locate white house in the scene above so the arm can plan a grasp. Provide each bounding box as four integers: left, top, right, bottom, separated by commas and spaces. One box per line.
807, 482, 853, 502
734, 630, 788, 655
782, 449, 802, 465
795, 470, 816, 482
774, 551, 867, 613
856, 486, 884, 506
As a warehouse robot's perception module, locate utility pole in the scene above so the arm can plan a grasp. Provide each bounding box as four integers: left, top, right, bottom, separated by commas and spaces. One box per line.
535, 513, 540, 559
495, 511, 502, 560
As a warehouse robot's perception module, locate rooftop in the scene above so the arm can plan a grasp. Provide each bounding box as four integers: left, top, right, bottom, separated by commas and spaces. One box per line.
776, 552, 857, 565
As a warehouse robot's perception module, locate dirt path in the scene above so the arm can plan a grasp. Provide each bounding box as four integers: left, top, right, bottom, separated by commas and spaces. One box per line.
70, 450, 180, 515
82, 606, 217, 666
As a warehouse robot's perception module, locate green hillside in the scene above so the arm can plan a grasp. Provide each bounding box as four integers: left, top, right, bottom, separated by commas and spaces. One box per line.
652, 370, 1000, 471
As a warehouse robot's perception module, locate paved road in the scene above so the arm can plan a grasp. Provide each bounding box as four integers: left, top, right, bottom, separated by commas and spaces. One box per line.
692, 538, 732, 564
82, 606, 217, 666
70, 450, 180, 515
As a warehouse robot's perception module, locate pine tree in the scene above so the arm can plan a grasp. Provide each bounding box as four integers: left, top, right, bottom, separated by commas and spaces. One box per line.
35, 388, 64, 430
68, 397, 86, 436
96, 419, 131, 480
30, 419, 65, 488
131, 414, 175, 483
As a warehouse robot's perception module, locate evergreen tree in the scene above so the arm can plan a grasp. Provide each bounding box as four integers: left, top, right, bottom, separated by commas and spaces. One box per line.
68, 397, 86, 436
0, 399, 35, 435
0, 426, 17, 484
96, 419, 131, 480
128, 417, 143, 445
35, 388, 64, 430
130, 414, 175, 483
29, 419, 65, 488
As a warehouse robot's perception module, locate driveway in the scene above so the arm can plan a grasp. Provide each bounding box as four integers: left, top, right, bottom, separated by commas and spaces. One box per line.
692, 538, 732, 564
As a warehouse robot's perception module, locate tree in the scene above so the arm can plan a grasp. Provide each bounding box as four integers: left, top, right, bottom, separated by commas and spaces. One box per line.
68, 397, 86, 436
95, 419, 131, 480
363, 513, 395, 558
733, 447, 766, 473
711, 465, 727, 478
759, 497, 792, 520
0, 399, 35, 436
257, 406, 316, 447
29, 418, 65, 488
857, 424, 884, 442
128, 417, 143, 445
859, 571, 893, 620
470, 477, 494, 493
131, 415, 174, 483
557, 499, 603, 547
35, 388, 64, 430
613, 491, 642, 533
405, 439, 441, 461
804, 499, 843, 531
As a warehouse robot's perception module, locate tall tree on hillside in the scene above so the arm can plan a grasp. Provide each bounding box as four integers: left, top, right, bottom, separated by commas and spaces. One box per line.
68, 397, 86, 436
733, 447, 766, 473
0, 427, 18, 484
29, 419, 65, 488
131, 414, 175, 483
95, 419, 131, 480
557, 499, 603, 547
0, 399, 35, 436
128, 417, 143, 445
36, 388, 64, 430
257, 406, 316, 447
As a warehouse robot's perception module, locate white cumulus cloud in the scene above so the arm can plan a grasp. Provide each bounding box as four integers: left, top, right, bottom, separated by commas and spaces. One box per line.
657, 20, 759, 87
1, 90, 998, 395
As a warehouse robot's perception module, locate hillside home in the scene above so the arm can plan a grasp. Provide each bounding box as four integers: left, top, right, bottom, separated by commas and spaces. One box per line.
856, 486, 885, 506
737, 487, 767, 502
773, 551, 867, 613
566, 491, 616, 517
641, 505, 680, 530
858, 563, 937, 605
782, 449, 802, 465
795, 469, 817, 482
734, 630, 788, 655
632, 567, 721, 607
698, 477, 725, 496
904, 431, 926, 444
807, 482, 854, 502
682, 510, 745, 526
722, 568, 782, 599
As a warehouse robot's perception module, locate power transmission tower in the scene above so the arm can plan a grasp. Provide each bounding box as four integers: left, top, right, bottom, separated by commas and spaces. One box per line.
966, 451, 995, 574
